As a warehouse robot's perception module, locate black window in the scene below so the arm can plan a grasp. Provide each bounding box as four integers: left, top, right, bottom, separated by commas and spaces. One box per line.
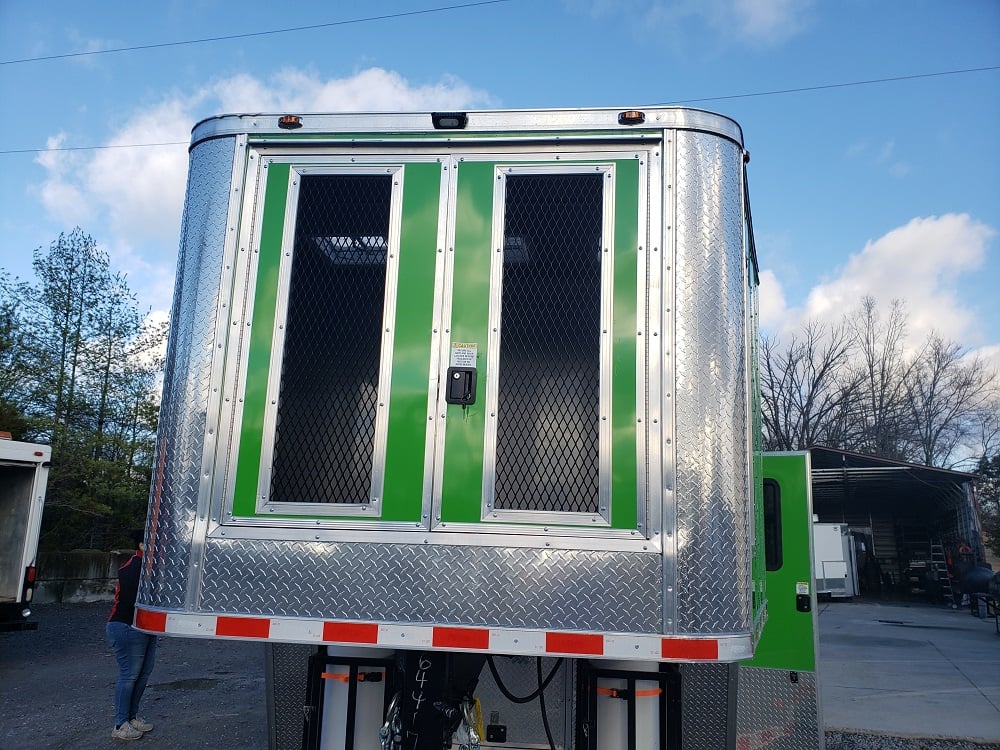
493, 172, 604, 513
270, 174, 393, 504
763, 478, 783, 571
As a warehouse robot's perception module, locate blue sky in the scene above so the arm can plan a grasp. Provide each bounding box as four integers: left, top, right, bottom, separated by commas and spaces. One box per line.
1, 0, 998, 370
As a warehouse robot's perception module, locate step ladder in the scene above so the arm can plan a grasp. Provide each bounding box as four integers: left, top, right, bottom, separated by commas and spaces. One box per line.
930, 542, 954, 603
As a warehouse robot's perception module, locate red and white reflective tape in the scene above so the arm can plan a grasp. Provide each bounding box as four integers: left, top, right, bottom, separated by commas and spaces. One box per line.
135, 607, 751, 662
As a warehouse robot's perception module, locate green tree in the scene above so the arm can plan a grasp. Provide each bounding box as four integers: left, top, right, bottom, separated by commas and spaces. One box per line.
0, 288, 30, 438
0, 229, 165, 550
974, 454, 1000, 559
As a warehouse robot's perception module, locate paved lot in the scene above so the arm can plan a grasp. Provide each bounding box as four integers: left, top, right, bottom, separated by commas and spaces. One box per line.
0, 601, 268, 749
818, 599, 1000, 747
2, 599, 999, 748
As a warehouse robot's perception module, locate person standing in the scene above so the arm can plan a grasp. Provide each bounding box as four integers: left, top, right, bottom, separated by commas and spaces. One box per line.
106, 530, 157, 741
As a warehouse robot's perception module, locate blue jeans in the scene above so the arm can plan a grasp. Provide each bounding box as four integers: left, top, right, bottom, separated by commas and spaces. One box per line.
106, 621, 157, 728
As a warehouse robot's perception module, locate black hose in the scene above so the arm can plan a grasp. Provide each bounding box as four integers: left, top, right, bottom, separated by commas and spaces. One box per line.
485, 655, 563, 704
536, 656, 556, 750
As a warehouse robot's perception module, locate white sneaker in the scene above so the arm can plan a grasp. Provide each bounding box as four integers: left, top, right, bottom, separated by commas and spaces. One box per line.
130, 717, 153, 733
112, 721, 143, 740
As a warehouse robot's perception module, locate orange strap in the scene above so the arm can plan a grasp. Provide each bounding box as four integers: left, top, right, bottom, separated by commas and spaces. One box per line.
597, 687, 663, 699
321, 671, 385, 682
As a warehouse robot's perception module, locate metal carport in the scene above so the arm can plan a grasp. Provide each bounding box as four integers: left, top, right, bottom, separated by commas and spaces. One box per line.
807, 446, 983, 598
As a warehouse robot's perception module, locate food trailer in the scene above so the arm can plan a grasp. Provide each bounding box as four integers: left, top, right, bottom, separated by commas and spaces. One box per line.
136, 106, 821, 748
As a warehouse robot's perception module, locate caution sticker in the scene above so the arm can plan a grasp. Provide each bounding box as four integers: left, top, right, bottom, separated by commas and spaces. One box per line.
450, 342, 477, 368
796, 582, 810, 595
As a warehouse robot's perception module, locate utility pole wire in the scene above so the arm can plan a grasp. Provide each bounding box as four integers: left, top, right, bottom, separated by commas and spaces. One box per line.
1, 65, 997, 156
662, 65, 1000, 105
2, 142, 188, 156
0, 0, 514, 66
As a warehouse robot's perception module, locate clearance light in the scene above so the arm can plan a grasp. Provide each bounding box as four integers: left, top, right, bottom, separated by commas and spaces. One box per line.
431, 112, 468, 130
278, 115, 303, 130
618, 110, 646, 126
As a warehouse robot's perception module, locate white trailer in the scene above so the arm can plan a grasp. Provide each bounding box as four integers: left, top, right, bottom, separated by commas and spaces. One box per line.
0, 437, 51, 631
812, 523, 858, 599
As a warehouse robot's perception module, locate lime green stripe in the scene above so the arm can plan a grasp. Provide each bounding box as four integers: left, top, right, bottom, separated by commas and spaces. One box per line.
380, 163, 441, 520
439, 161, 495, 523
233, 163, 289, 516
610, 159, 639, 529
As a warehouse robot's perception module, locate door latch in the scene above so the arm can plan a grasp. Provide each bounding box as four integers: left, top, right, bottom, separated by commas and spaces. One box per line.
445, 367, 477, 406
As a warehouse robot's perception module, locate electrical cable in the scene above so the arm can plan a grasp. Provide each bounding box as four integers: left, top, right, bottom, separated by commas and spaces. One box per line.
536, 656, 557, 750
0, 1, 515, 66
485, 655, 563, 704
2, 64, 996, 157
660, 65, 1000, 105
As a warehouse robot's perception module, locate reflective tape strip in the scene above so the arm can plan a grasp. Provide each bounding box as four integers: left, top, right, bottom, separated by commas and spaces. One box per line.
546, 631, 604, 655
134, 607, 748, 662
433, 626, 490, 650
216, 615, 270, 639
661, 638, 719, 660
134, 608, 166, 632
323, 621, 379, 644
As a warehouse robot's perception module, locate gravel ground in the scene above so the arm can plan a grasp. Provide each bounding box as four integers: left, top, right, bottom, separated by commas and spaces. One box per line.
826, 733, 1000, 750
0, 601, 268, 749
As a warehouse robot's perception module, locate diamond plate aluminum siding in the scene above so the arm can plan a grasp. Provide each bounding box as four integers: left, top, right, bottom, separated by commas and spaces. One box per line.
142, 121, 755, 642
266, 643, 313, 750
140, 136, 236, 610
737, 667, 823, 750
681, 663, 737, 749
199, 538, 662, 632
673, 131, 752, 634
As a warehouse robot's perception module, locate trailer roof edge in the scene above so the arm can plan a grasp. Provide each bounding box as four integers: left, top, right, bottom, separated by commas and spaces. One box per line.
189, 106, 744, 148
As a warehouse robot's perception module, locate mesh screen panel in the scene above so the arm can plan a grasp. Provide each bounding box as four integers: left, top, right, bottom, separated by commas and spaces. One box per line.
269, 174, 392, 504
494, 172, 603, 513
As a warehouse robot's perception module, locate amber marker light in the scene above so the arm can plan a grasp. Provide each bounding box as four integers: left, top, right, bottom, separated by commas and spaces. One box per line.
618, 110, 646, 125
278, 115, 303, 130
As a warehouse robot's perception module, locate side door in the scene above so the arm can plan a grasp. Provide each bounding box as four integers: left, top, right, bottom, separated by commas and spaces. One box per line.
752, 452, 818, 670
432, 150, 648, 538
222, 144, 652, 541
226, 154, 443, 528
736, 452, 823, 750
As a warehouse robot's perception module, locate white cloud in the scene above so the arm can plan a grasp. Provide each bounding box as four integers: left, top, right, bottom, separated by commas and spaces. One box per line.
847, 138, 911, 179
876, 140, 910, 178
972, 343, 1000, 369
568, 0, 813, 46
757, 269, 787, 332
730, 0, 814, 44
32, 67, 494, 314
33, 134, 93, 226
201, 67, 496, 115
761, 214, 995, 350
87, 100, 193, 246
62, 28, 121, 68
888, 162, 911, 179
